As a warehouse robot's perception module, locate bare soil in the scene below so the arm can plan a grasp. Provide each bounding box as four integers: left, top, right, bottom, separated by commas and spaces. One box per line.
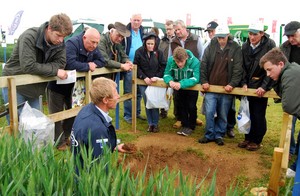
121, 132, 271, 195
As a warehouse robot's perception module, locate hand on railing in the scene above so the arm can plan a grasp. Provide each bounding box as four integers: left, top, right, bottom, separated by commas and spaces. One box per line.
88, 62, 97, 72
121, 62, 133, 71
57, 69, 68, 80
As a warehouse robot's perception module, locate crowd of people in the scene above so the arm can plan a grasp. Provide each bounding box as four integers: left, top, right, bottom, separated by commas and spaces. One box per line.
1, 13, 300, 178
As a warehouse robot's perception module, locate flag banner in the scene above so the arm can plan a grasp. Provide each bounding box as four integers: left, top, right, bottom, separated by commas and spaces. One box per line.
272, 20, 277, 33
227, 17, 233, 25
186, 13, 191, 26
259, 18, 264, 23
8, 10, 24, 35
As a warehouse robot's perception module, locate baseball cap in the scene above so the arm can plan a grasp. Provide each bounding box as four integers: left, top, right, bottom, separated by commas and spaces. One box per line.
204, 21, 218, 32
284, 21, 300, 36
248, 22, 264, 34
215, 24, 230, 38
114, 22, 131, 37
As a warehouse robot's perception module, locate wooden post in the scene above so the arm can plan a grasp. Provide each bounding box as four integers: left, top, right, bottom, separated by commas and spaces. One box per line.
268, 147, 283, 196
85, 71, 92, 104
267, 113, 292, 195
7, 77, 18, 136
281, 114, 292, 169
279, 113, 291, 148
132, 65, 137, 132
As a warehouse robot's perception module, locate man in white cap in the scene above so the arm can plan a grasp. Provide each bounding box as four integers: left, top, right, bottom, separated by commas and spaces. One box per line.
237, 22, 276, 151
199, 24, 243, 146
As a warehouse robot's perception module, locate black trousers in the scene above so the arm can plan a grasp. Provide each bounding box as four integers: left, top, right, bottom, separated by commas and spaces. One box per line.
177, 89, 199, 130
245, 96, 268, 144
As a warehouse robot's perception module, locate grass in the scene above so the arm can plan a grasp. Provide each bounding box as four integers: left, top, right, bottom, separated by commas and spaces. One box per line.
0, 133, 241, 195
186, 147, 207, 159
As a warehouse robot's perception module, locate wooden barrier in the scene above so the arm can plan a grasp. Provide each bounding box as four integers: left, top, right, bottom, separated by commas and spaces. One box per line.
0, 67, 292, 195
0, 67, 136, 134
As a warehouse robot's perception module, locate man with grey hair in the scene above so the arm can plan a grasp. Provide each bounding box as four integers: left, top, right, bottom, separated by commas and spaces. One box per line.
121, 14, 146, 124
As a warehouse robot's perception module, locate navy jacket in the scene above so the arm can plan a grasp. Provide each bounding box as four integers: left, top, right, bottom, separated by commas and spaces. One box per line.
47, 31, 105, 96
71, 103, 117, 164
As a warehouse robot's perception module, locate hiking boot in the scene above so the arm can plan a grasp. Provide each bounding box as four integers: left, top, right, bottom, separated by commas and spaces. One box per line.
173, 121, 182, 129
181, 128, 193, 136
198, 137, 214, 144
226, 129, 235, 138
147, 125, 154, 132
238, 140, 250, 148
246, 142, 261, 151
124, 119, 132, 124
196, 119, 203, 126
160, 109, 168, 118
215, 138, 224, 146
152, 125, 159, 133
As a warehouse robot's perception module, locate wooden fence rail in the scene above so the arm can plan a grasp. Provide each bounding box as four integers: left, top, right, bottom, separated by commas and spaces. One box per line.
0, 65, 291, 195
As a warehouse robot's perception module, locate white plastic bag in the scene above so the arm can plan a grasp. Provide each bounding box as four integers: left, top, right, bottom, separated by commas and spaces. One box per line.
72, 79, 86, 108
19, 102, 54, 149
237, 96, 251, 134
145, 86, 169, 109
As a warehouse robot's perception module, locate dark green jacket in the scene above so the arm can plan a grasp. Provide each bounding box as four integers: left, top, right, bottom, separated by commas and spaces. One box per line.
2, 22, 66, 98
98, 32, 130, 69
273, 62, 300, 119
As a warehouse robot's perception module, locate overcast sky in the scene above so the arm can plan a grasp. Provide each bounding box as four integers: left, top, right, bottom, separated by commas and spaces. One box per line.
1, 0, 299, 42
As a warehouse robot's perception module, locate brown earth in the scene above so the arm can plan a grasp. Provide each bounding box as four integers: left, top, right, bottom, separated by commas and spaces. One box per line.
121, 132, 271, 195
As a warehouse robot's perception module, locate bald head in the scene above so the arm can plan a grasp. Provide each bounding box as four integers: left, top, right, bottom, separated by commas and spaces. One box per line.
84, 28, 100, 40
83, 28, 101, 52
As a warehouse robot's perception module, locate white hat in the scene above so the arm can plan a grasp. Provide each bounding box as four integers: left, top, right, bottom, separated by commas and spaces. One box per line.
215, 25, 230, 38
248, 22, 264, 33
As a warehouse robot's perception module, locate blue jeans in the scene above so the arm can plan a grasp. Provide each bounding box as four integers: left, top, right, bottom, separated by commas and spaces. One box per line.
123, 71, 142, 121
290, 116, 299, 155
2, 87, 40, 124
204, 93, 233, 140
139, 85, 159, 126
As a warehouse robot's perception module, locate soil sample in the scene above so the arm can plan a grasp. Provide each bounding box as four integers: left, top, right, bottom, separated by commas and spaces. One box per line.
122, 143, 137, 153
